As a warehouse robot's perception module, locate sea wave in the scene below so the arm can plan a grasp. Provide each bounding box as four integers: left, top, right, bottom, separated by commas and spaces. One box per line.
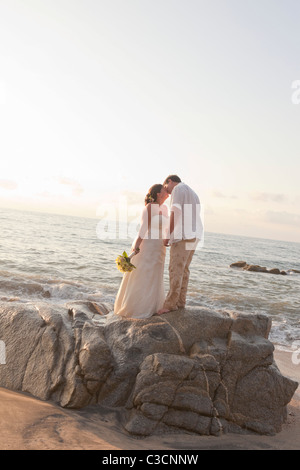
0, 270, 107, 305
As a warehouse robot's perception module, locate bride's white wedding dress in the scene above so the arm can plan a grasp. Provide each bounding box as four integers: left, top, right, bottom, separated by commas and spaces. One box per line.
114, 203, 169, 319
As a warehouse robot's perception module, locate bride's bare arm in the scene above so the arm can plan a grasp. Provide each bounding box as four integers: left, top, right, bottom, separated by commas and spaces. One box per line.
133, 204, 152, 252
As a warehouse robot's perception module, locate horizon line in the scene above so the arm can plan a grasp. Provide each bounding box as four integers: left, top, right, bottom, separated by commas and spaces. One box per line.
0, 204, 299, 247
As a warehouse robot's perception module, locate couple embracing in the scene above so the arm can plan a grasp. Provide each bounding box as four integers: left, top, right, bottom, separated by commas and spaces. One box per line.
114, 175, 203, 319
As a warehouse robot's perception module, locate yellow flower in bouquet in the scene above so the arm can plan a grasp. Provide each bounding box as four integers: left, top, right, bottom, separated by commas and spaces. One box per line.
115, 251, 136, 273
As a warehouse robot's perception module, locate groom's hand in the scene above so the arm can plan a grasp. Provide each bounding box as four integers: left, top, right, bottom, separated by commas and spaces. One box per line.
163, 239, 170, 247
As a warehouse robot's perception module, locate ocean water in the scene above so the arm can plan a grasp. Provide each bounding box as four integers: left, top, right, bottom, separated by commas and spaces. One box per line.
0, 207, 299, 351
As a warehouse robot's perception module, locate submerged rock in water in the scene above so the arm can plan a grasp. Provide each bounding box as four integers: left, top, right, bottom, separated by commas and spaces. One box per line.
244, 265, 268, 273
0, 302, 298, 437
268, 268, 281, 275
230, 261, 248, 268
230, 261, 298, 276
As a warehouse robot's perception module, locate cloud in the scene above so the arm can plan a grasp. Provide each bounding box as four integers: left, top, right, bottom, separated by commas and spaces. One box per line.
57, 177, 83, 196
265, 210, 300, 227
0, 179, 18, 190
211, 190, 237, 199
251, 192, 288, 203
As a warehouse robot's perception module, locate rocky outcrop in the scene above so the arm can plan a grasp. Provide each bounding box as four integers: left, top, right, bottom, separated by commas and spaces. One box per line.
230, 261, 300, 275
0, 301, 298, 437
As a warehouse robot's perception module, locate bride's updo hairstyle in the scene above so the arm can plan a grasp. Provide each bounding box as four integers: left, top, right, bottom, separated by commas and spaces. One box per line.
145, 184, 163, 206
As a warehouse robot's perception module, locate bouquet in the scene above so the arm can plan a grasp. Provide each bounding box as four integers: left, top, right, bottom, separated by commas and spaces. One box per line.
115, 251, 137, 273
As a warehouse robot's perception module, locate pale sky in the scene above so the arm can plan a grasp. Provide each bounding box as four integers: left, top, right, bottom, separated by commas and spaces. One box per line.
0, 0, 300, 242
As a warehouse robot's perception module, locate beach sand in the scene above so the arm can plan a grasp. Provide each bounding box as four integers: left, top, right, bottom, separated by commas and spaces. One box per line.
0, 348, 299, 451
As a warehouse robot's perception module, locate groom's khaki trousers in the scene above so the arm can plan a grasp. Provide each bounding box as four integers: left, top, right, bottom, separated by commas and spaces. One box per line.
163, 238, 197, 311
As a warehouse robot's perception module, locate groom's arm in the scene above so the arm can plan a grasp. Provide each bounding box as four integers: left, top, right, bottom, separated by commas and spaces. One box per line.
164, 185, 182, 246
169, 210, 175, 236
163, 210, 174, 246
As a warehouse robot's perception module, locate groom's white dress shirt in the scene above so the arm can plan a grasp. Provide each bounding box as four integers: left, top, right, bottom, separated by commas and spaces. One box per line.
169, 182, 203, 244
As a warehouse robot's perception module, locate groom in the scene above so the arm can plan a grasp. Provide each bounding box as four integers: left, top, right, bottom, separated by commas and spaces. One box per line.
157, 175, 203, 315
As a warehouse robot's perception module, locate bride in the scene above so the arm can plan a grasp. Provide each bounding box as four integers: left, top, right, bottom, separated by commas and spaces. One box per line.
114, 184, 169, 319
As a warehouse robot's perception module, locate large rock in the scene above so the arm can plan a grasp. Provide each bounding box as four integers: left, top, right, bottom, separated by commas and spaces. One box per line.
0, 301, 298, 436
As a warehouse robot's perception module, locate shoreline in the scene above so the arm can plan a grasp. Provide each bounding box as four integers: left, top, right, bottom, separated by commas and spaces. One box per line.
0, 347, 299, 450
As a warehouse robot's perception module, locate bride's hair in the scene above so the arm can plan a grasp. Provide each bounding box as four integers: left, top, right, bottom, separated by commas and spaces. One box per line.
145, 184, 163, 205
